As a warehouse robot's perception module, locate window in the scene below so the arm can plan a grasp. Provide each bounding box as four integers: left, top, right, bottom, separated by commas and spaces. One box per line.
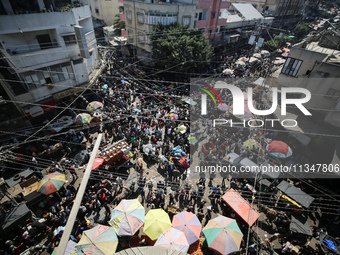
182, 16, 191, 26
36, 34, 53, 50
137, 13, 144, 23
208, 30, 212, 36
211, 12, 215, 19
126, 11, 132, 20
325, 89, 340, 101
281, 57, 302, 77
95, 8, 99, 14
138, 33, 144, 44
63, 35, 77, 46
147, 14, 177, 25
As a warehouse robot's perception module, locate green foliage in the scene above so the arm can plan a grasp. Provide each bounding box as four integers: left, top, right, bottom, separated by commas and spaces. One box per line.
150, 23, 214, 71
263, 35, 293, 52
113, 14, 125, 36
321, 11, 331, 18
293, 23, 312, 39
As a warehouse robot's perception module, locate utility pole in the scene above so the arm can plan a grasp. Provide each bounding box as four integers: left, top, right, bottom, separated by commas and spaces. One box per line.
56, 134, 103, 255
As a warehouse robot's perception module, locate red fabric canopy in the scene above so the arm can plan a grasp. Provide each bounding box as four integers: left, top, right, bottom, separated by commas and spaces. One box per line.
221, 188, 260, 226
267, 140, 289, 155
92, 158, 105, 171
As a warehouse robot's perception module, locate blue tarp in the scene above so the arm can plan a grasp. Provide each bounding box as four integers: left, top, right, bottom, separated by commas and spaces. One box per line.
323, 239, 337, 252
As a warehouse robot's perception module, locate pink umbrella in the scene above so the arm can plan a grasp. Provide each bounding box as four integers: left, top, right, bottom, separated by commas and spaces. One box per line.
172, 211, 202, 245
282, 52, 289, 57
217, 103, 229, 112
154, 227, 190, 253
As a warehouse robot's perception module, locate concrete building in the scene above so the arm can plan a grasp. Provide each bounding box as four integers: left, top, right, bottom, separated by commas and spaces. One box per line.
123, 0, 197, 57
0, 4, 99, 125
122, 0, 272, 58
276, 32, 340, 129
78, 0, 124, 26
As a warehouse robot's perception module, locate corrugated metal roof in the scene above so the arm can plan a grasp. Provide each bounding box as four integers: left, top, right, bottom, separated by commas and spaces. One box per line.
232, 4, 263, 20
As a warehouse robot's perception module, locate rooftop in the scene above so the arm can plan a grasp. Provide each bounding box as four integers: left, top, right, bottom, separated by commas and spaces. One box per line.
232, 4, 264, 20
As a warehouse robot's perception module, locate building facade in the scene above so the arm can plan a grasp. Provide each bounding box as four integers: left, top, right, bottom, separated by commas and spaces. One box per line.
123, 0, 197, 57
0, 4, 99, 125
277, 34, 340, 128
78, 0, 124, 26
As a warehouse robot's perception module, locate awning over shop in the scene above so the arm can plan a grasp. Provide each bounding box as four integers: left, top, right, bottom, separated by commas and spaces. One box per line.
0, 203, 31, 234
221, 188, 260, 226
290, 215, 312, 236
277, 181, 315, 208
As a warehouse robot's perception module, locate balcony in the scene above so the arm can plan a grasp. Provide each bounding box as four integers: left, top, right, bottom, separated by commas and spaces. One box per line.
85, 30, 96, 49
2, 44, 79, 70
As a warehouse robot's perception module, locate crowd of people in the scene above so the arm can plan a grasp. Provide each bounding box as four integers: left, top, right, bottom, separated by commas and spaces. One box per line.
1, 47, 338, 255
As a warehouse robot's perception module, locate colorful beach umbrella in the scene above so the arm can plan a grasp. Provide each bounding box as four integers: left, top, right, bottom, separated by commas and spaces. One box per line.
235, 61, 246, 67
144, 209, 172, 240
109, 199, 145, 236
74, 113, 92, 125
37, 172, 65, 195
172, 211, 202, 245
155, 227, 190, 253
266, 140, 292, 159
86, 101, 103, 111
75, 225, 118, 255
202, 215, 243, 255
169, 113, 177, 119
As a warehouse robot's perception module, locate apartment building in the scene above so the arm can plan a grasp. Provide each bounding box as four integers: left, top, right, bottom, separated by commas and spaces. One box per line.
276, 32, 340, 128
0, 4, 99, 125
123, 0, 197, 57
78, 0, 124, 26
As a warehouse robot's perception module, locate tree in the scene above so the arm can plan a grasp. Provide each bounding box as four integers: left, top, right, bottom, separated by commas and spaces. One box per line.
150, 23, 214, 72
113, 14, 125, 36
263, 35, 292, 52
293, 23, 312, 39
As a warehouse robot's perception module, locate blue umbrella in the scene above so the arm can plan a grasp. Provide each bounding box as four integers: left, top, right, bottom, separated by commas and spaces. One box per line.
185, 100, 197, 106
102, 84, 108, 90
134, 109, 141, 113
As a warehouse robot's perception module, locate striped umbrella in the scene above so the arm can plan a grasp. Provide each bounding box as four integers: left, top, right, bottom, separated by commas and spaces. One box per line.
86, 101, 103, 111
109, 199, 145, 236
76, 225, 118, 255
37, 172, 65, 195
172, 211, 202, 245
74, 113, 92, 125
155, 227, 190, 253
202, 215, 243, 255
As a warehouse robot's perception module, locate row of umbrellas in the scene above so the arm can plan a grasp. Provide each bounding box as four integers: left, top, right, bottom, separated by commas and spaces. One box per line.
75, 201, 243, 255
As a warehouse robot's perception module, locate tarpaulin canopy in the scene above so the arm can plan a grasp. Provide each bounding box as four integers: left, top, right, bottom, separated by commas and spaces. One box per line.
290, 215, 312, 236
277, 181, 315, 208
0, 203, 31, 234
221, 188, 260, 226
